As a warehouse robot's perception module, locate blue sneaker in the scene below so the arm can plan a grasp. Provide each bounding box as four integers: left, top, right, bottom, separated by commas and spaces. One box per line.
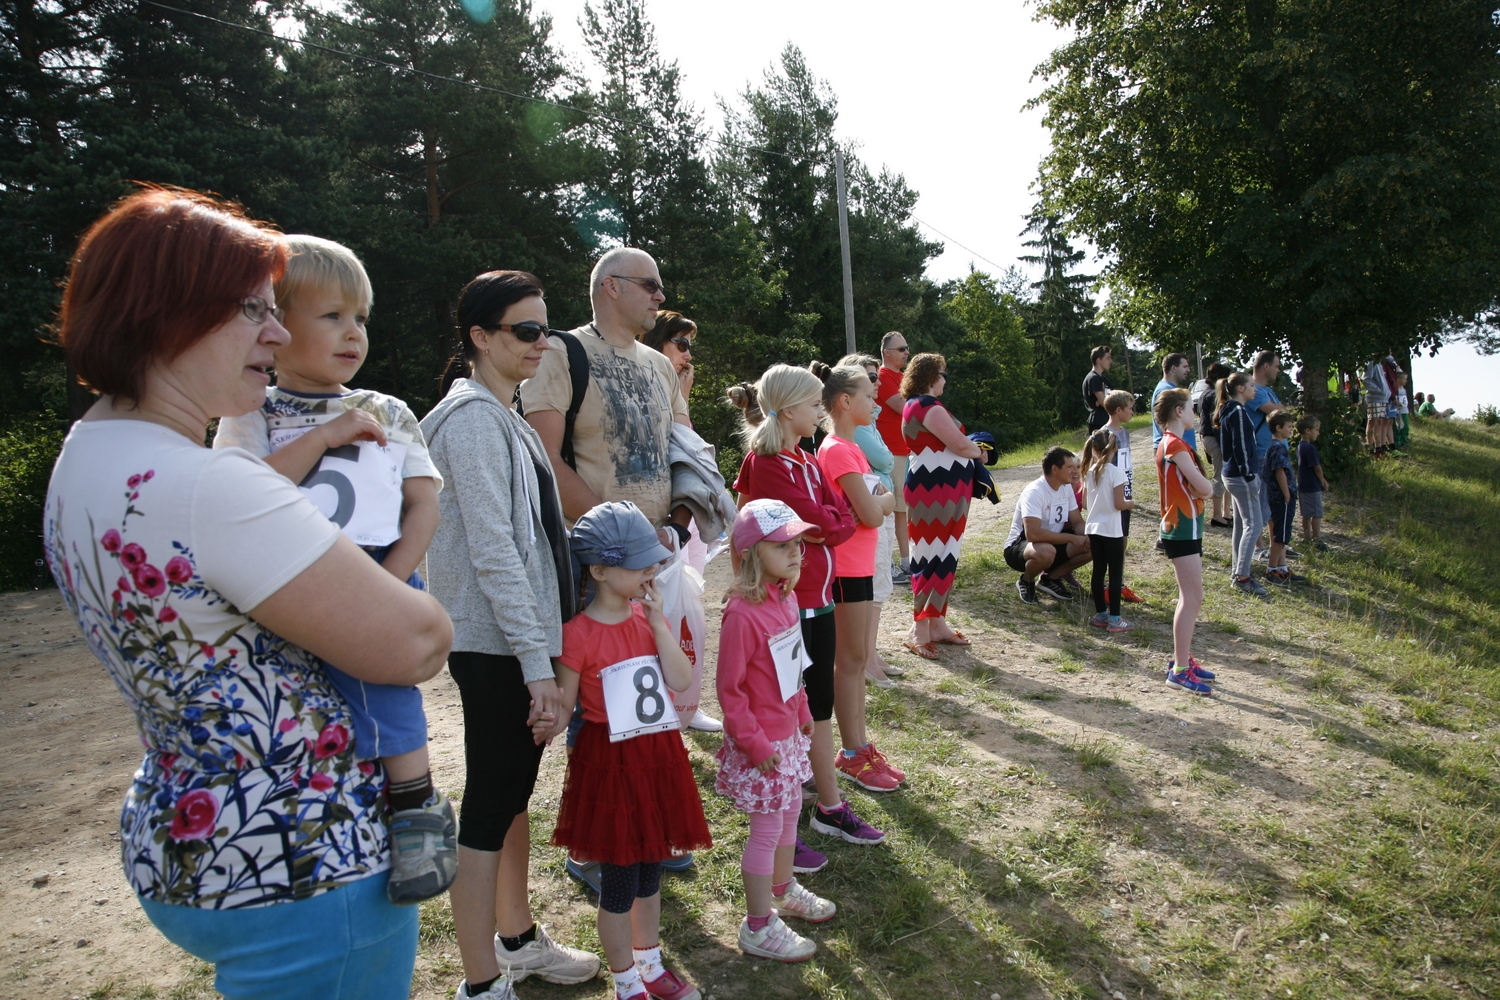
661, 851, 695, 873
564, 856, 601, 894
1165, 664, 1213, 696
1185, 658, 1215, 680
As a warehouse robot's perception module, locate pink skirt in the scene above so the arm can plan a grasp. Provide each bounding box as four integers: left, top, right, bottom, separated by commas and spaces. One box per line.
715, 730, 813, 814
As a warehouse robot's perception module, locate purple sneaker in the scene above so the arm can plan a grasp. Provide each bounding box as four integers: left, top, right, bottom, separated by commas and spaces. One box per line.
792, 837, 827, 874
808, 801, 886, 845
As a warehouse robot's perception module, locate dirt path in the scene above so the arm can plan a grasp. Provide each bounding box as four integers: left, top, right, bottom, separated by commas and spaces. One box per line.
0, 429, 1403, 998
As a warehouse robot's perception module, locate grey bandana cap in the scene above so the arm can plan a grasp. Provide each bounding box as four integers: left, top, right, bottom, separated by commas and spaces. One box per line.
569, 501, 673, 570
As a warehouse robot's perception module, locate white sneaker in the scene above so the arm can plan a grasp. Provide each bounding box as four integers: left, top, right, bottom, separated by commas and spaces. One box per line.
772, 879, 837, 923
494, 925, 601, 984
738, 913, 816, 962
688, 709, 723, 732
455, 976, 518, 999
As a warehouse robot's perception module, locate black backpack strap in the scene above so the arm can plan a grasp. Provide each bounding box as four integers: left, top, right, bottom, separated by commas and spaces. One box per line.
553, 330, 590, 471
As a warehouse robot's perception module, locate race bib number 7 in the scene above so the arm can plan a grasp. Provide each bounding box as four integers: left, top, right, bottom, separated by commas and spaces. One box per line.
600, 655, 681, 742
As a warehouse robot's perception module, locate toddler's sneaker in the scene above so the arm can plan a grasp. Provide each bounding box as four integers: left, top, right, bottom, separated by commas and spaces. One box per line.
866, 742, 905, 782
1090, 611, 1110, 629
772, 878, 837, 923
456, 976, 518, 999
661, 851, 695, 873
792, 837, 828, 874
642, 967, 701, 1000
1165, 665, 1213, 696
1106, 616, 1135, 633
388, 790, 458, 905
495, 925, 601, 984
809, 801, 885, 844
738, 914, 816, 962
565, 855, 603, 894
835, 745, 900, 792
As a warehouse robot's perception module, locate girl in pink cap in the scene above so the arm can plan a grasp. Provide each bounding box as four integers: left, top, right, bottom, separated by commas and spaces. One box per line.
717, 499, 839, 963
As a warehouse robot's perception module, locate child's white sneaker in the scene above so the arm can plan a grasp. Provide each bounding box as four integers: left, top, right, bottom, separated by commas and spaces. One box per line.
772, 879, 837, 923
738, 914, 816, 962
388, 790, 458, 904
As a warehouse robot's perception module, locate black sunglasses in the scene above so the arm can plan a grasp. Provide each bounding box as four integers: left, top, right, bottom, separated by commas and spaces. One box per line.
611, 274, 666, 297
480, 321, 552, 343
887, 344, 909, 353
667, 336, 694, 352
938, 371, 949, 379
867, 372, 879, 384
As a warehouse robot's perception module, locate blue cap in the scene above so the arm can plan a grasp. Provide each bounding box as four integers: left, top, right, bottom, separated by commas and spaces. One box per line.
569, 501, 673, 570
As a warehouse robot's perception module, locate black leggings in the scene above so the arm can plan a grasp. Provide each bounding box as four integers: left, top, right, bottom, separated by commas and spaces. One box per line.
447, 652, 547, 851
800, 612, 836, 722
599, 861, 664, 914
1087, 534, 1126, 617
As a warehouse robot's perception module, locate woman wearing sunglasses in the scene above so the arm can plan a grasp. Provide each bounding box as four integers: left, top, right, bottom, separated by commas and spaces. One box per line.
422, 272, 601, 999
644, 309, 697, 401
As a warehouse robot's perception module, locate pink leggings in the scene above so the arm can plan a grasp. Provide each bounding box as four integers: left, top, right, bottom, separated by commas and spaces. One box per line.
741, 802, 801, 877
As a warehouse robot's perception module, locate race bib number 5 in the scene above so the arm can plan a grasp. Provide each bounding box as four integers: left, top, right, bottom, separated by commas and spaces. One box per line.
600, 655, 681, 742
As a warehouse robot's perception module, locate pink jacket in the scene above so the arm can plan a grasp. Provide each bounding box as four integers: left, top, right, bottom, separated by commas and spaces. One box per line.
734, 449, 856, 611
715, 584, 812, 766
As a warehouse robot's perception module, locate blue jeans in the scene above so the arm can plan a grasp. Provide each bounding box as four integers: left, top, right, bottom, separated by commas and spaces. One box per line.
139, 873, 417, 1000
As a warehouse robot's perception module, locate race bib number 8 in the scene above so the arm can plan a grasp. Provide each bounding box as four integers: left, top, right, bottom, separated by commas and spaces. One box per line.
769, 624, 810, 703
600, 655, 681, 742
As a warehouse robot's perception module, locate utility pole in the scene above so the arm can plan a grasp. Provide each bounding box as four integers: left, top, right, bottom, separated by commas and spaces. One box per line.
835, 149, 856, 356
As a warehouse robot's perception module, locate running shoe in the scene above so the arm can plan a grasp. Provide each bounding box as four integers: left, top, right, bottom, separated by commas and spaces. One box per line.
1265, 568, 1305, 585
1232, 576, 1269, 598
738, 914, 816, 962
1285, 547, 1302, 560
1313, 540, 1330, 552
1090, 611, 1110, 629
1165, 667, 1213, 696
1035, 575, 1074, 600
891, 563, 911, 585
688, 710, 722, 732
792, 837, 827, 874
1118, 585, 1145, 603
1106, 616, 1135, 633
495, 925, 600, 984
809, 801, 886, 845
642, 967, 701, 1000
1209, 517, 1233, 529
772, 879, 837, 923
866, 742, 905, 782
1254, 547, 1270, 563
1185, 658, 1215, 680
835, 745, 900, 792
388, 791, 459, 905
1016, 575, 1038, 604
456, 976, 518, 999
565, 856, 602, 894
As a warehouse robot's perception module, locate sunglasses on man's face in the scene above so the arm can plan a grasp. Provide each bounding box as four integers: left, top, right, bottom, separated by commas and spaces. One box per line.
611, 274, 666, 297
887, 345, 909, 354
481, 321, 552, 343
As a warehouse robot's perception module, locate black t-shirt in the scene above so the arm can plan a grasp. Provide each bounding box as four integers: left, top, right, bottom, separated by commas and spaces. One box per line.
1082, 371, 1110, 426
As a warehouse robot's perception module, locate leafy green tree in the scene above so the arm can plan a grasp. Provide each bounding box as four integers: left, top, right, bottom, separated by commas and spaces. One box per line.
935, 270, 1052, 447
1033, 0, 1500, 402
1019, 208, 1102, 426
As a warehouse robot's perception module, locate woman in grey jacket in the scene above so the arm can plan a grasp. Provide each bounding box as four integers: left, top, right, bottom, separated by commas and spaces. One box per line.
1214, 371, 1267, 597
420, 272, 599, 999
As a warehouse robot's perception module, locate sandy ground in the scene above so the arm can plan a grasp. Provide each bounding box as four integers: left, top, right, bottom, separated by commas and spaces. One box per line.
1, 429, 1385, 998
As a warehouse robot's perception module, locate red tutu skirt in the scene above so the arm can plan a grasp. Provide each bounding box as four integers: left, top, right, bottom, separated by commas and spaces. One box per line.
550, 721, 712, 866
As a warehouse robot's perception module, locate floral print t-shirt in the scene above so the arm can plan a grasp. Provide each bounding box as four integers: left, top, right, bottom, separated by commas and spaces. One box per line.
44, 419, 390, 909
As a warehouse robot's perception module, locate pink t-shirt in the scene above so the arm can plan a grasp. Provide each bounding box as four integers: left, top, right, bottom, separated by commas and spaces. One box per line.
815, 434, 878, 578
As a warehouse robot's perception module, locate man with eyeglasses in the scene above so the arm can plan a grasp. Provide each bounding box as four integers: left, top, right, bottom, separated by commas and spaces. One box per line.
521, 247, 692, 539
876, 331, 912, 583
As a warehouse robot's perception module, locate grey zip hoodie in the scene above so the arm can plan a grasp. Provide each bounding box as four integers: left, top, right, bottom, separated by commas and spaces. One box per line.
420, 378, 566, 682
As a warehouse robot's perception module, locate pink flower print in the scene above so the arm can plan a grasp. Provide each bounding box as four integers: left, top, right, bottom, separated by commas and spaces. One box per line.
127, 474, 143, 489
101, 529, 122, 553
313, 723, 350, 759
122, 609, 136, 624
143, 469, 155, 481
358, 761, 375, 776
158, 754, 179, 770
132, 563, 166, 598
309, 773, 334, 792
168, 788, 219, 841
278, 718, 298, 733
158, 606, 178, 623
120, 543, 146, 570
111, 590, 121, 605
164, 556, 193, 585
200, 644, 215, 658
118, 575, 132, 593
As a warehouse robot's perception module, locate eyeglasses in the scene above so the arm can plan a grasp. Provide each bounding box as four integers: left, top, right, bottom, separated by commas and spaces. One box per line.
480, 321, 552, 343
242, 296, 284, 325
886, 345, 909, 354
611, 275, 666, 297
666, 337, 693, 352
938, 371, 949, 379
867, 373, 879, 384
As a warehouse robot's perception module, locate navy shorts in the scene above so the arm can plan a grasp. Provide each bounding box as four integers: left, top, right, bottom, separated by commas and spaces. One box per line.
323, 567, 429, 760
1268, 494, 1298, 545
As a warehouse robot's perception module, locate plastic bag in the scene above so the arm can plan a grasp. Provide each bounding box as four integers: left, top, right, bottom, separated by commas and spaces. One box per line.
655, 544, 708, 730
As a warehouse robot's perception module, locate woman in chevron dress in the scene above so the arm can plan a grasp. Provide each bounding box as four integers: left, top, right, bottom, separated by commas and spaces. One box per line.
900, 353, 986, 657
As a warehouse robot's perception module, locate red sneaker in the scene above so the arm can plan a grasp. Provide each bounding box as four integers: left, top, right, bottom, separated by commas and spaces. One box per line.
865, 742, 906, 782
643, 967, 701, 1000
1117, 585, 1145, 604
835, 744, 900, 792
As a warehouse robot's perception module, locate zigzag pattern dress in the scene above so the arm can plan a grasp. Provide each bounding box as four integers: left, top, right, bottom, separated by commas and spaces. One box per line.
902, 394, 974, 621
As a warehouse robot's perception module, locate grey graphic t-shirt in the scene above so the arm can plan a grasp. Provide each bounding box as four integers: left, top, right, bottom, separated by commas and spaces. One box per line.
518, 326, 688, 526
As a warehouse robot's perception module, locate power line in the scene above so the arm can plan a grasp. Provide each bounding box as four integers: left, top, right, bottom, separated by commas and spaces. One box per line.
910, 215, 1008, 275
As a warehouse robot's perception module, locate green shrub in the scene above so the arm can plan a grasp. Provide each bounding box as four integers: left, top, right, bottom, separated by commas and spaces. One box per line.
0, 413, 67, 590
1302, 394, 1368, 481
1476, 404, 1500, 427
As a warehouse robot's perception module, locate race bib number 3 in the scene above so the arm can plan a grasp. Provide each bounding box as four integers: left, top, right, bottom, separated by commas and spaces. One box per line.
769, 624, 810, 703
600, 655, 680, 742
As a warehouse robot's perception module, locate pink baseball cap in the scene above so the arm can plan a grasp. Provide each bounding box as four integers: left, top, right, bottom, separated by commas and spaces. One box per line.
732, 499, 817, 552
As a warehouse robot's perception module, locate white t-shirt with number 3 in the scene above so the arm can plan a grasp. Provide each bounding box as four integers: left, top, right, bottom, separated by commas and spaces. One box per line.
1005, 474, 1078, 548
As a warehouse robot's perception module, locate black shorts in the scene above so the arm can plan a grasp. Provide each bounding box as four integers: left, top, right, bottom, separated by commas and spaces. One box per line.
1268, 494, 1298, 544
1160, 537, 1203, 560
1004, 535, 1073, 575
1120, 509, 1132, 538
831, 576, 874, 603
800, 611, 836, 722
447, 651, 547, 852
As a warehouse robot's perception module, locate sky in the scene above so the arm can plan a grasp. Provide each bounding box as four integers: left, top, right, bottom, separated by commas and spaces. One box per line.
533, 0, 1500, 417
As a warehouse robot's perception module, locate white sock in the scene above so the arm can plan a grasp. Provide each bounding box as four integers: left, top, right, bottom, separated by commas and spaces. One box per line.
611, 964, 644, 998
633, 944, 664, 982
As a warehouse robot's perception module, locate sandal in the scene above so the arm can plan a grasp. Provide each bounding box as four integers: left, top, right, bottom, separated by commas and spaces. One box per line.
934, 631, 971, 646
901, 639, 941, 660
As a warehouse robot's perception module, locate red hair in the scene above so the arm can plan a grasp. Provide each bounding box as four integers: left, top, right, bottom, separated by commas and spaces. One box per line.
58, 186, 287, 402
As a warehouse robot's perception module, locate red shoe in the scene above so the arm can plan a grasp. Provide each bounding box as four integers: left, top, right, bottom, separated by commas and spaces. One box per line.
835, 744, 901, 792
1117, 586, 1145, 604
643, 967, 702, 1000
866, 742, 906, 782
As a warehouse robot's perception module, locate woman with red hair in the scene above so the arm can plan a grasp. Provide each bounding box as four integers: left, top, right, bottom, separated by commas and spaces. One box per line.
43, 187, 452, 1000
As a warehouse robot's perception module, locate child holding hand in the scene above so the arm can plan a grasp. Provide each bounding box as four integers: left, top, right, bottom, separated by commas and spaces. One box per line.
717, 500, 839, 963
214, 235, 451, 905
548, 502, 712, 1000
